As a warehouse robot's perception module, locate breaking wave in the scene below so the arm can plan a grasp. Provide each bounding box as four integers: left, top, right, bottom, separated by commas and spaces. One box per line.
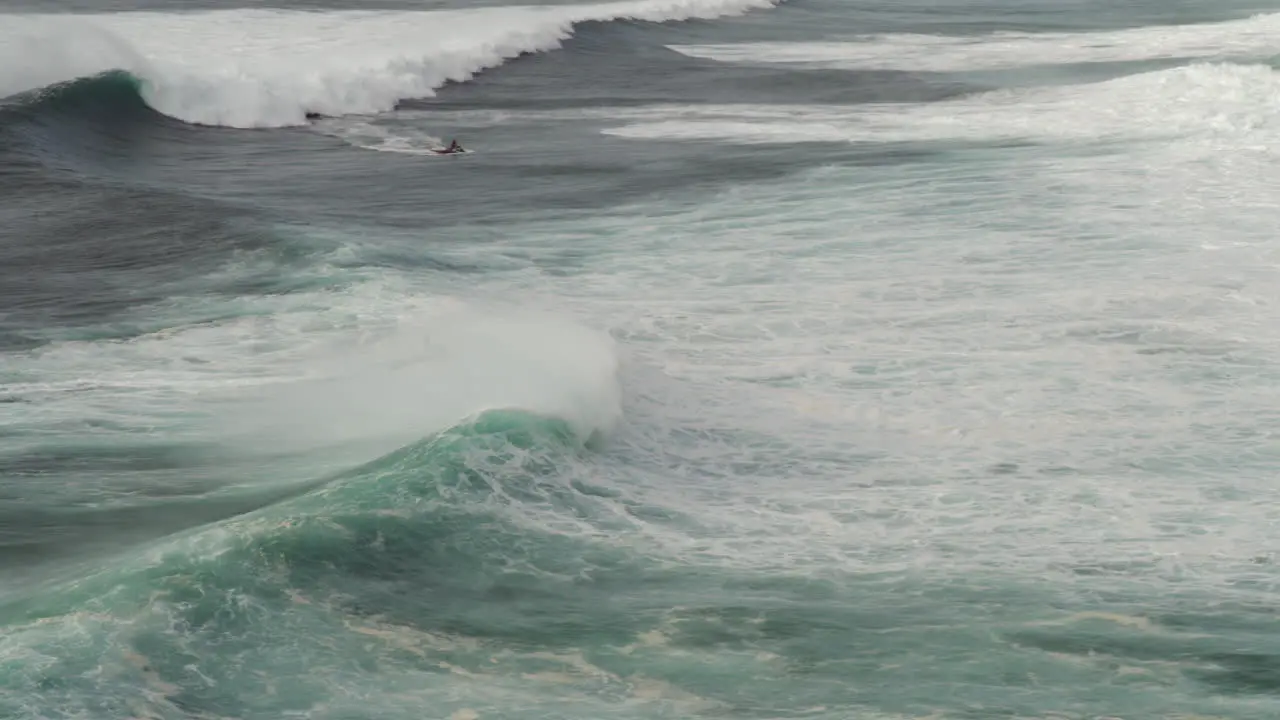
0, 0, 781, 129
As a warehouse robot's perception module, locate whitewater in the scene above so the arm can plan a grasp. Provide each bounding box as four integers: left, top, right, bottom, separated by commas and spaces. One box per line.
1, 0, 781, 127
5, 0, 1280, 718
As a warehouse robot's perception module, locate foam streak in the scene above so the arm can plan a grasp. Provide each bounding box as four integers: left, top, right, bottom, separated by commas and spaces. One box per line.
670, 11, 1280, 72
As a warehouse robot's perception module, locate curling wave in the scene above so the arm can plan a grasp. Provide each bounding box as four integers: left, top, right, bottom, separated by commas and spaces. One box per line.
0, 0, 782, 129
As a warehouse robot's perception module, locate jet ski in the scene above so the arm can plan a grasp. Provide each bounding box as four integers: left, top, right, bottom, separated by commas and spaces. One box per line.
433, 139, 468, 155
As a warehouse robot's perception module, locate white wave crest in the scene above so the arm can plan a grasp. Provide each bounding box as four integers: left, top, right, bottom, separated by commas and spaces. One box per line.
669, 11, 1280, 72
600, 62, 1280, 146
0, 0, 779, 128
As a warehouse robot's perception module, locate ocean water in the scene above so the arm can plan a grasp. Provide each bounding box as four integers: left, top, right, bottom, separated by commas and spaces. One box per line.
4, 0, 1280, 717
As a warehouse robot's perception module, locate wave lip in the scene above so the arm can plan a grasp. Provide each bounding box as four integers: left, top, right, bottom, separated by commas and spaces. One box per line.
0, 0, 781, 129
205, 297, 625, 465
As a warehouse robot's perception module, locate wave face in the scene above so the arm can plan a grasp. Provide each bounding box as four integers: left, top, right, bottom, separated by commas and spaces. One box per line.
0, 0, 780, 128
2, 70, 145, 117
0, 279, 632, 720
0, 409, 644, 720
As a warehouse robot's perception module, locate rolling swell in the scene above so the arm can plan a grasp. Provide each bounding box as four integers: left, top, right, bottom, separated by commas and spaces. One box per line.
0, 69, 183, 170
0, 68, 198, 192
0, 71, 341, 348
0, 408, 649, 719
1, 69, 149, 121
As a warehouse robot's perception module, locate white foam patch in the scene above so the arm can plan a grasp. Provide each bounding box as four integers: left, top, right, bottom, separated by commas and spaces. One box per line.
424, 89, 1280, 585
310, 118, 452, 156
213, 292, 624, 458
0, 276, 622, 474
0, 0, 779, 128
669, 11, 1280, 72
599, 62, 1280, 146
